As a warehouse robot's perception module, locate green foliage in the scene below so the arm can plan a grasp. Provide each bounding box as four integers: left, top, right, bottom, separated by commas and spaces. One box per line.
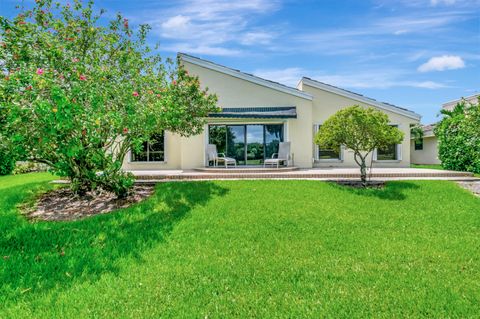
0, 144, 16, 176
0, 0, 218, 197
435, 99, 480, 174
1, 175, 480, 317
315, 105, 404, 183
410, 124, 424, 142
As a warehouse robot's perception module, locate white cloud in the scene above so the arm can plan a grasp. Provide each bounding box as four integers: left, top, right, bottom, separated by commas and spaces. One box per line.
144, 0, 280, 56
162, 44, 242, 57
239, 31, 275, 45
253, 67, 449, 90
409, 81, 448, 89
253, 68, 304, 87
431, 0, 456, 5
161, 15, 191, 31
418, 55, 465, 72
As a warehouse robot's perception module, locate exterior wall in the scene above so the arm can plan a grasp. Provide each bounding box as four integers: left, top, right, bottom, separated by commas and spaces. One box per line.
300, 82, 419, 168
179, 60, 314, 169
121, 58, 421, 171
410, 136, 441, 165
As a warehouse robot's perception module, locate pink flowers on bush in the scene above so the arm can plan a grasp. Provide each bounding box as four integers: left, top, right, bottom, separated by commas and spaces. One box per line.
132, 91, 139, 97
79, 75, 87, 81
172, 80, 177, 85
123, 128, 128, 134
36, 68, 44, 75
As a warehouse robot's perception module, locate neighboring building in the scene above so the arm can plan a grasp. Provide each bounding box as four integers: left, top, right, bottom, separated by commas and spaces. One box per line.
410, 124, 441, 165
442, 93, 479, 111
122, 53, 421, 171
410, 93, 479, 165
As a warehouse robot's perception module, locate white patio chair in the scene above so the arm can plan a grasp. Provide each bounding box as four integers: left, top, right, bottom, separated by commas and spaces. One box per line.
264, 142, 291, 168
206, 144, 237, 168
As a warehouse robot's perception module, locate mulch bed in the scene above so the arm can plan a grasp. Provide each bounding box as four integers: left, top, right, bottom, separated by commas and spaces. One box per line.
25, 185, 155, 221
331, 180, 386, 189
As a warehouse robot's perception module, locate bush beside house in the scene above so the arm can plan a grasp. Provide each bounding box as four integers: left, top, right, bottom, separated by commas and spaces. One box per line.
435, 99, 480, 174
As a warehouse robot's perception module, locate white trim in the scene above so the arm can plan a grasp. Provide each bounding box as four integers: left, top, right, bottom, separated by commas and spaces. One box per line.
313, 123, 344, 161
179, 54, 313, 101
301, 77, 421, 121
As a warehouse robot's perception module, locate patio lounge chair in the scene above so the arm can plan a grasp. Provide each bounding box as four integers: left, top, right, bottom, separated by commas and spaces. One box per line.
206, 144, 237, 168
264, 142, 291, 168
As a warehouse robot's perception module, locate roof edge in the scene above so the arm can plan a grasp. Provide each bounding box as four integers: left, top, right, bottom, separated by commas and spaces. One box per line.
442, 93, 480, 107
301, 77, 422, 121
179, 53, 313, 101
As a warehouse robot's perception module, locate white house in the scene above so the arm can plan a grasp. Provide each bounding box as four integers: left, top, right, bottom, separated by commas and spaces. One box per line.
122, 53, 421, 171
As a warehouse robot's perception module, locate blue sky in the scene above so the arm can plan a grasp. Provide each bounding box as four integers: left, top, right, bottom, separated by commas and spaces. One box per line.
1, 0, 479, 123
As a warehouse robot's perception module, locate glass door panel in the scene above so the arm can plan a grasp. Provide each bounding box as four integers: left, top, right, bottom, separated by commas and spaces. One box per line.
226, 125, 246, 165
264, 124, 284, 160
246, 125, 264, 165
208, 124, 284, 166
208, 125, 227, 155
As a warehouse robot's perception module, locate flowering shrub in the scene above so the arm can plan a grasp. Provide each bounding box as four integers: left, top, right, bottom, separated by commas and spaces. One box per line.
0, 0, 218, 197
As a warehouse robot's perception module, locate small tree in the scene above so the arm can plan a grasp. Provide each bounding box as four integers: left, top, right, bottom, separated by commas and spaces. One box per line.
0, 0, 218, 197
314, 105, 404, 185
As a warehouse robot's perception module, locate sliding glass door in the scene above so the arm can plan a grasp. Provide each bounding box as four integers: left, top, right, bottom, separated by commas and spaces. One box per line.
208, 124, 284, 166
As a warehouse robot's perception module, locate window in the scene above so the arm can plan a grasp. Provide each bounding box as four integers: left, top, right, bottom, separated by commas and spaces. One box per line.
377, 144, 398, 161
415, 138, 423, 150
376, 125, 401, 161
315, 125, 342, 160
131, 132, 165, 162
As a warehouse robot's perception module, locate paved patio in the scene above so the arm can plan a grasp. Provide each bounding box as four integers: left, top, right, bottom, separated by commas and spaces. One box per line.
128, 167, 477, 182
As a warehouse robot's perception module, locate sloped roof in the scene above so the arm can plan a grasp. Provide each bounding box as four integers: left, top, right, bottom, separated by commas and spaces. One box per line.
179, 53, 313, 100
442, 93, 479, 111
300, 77, 421, 121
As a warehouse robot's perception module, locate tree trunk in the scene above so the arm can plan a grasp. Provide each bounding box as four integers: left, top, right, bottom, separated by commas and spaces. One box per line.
360, 159, 367, 186
354, 152, 368, 187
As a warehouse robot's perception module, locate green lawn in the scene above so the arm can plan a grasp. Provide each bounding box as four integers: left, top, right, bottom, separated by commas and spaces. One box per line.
411, 164, 444, 170
1, 174, 479, 318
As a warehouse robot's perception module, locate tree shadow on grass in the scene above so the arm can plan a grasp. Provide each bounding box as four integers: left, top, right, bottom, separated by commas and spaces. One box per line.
0, 181, 228, 303
328, 181, 420, 201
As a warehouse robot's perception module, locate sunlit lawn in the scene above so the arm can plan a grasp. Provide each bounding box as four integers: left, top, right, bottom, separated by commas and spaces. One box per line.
1, 173, 479, 318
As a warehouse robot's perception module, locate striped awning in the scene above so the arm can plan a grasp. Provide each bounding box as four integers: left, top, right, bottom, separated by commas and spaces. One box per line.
208, 107, 297, 119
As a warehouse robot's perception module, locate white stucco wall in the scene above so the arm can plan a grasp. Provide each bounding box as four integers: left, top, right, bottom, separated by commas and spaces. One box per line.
179, 60, 314, 169
121, 56, 421, 171
300, 80, 419, 168
410, 136, 441, 165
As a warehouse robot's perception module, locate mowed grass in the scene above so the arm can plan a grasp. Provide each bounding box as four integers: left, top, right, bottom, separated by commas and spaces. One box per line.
1, 174, 479, 318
